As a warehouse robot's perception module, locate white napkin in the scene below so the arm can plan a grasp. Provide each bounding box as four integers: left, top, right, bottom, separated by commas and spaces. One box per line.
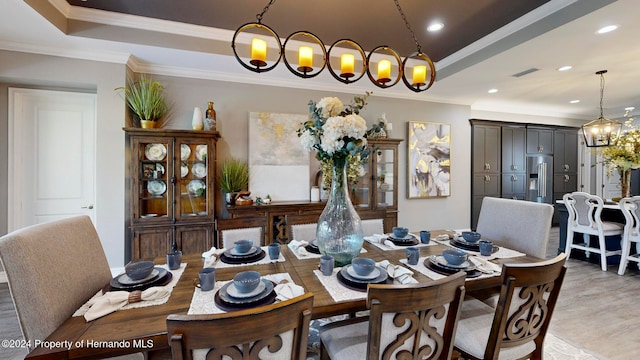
377, 260, 418, 284
83, 287, 171, 321
274, 283, 305, 302
202, 246, 217, 259
364, 234, 395, 248
288, 240, 310, 257
469, 256, 502, 274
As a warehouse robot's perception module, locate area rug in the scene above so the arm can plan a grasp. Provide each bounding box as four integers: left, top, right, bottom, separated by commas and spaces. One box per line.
305, 318, 602, 360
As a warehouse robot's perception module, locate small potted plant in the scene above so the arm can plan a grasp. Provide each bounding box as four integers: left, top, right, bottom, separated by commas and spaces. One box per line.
116, 74, 167, 128
218, 158, 249, 205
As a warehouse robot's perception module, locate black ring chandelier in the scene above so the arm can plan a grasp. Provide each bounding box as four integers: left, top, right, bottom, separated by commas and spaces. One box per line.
230, 0, 436, 93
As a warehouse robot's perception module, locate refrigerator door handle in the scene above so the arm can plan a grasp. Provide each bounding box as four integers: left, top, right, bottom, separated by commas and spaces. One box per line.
539, 162, 547, 198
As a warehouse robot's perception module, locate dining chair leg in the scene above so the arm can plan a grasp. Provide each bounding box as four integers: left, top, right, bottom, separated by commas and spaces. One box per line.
564, 228, 574, 259
618, 235, 630, 275
598, 234, 608, 271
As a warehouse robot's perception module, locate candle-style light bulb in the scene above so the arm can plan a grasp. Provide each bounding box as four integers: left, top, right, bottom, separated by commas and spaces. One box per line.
250, 38, 267, 67
340, 53, 355, 78
298, 46, 313, 73
377, 59, 391, 83
412, 65, 427, 86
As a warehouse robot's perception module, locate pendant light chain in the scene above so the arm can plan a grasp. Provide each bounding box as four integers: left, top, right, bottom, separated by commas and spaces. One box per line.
256, 0, 277, 23
599, 71, 605, 119
394, 0, 422, 53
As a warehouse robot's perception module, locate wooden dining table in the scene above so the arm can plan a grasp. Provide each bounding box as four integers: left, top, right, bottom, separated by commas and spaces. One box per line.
24, 230, 542, 359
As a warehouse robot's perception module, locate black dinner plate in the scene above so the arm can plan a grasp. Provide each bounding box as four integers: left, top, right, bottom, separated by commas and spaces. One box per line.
450, 238, 498, 254
428, 255, 475, 272
389, 237, 419, 246
214, 280, 277, 311
305, 242, 320, 254
423, 258, 482, 278
337, 265, 390, 291
220, 248, 266, 264
110, 267, 172, 291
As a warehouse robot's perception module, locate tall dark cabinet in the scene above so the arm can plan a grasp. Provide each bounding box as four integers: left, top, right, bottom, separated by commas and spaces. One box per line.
470, 121, 501, 229
470, 120, 579, 228
501, 126, 527, 200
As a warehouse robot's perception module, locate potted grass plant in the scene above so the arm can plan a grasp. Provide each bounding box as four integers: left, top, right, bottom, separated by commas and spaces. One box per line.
218, 158, 249, 205
116, 74, 167, 128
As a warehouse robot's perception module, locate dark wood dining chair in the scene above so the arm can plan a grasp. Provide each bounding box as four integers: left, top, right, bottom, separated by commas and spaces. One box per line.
453, 253, 567, 360
319, 271, 466, 360
215, 216, 267, 248
166, 292, 313, 360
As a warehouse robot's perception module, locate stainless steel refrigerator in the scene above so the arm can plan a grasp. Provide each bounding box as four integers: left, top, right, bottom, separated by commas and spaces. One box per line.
526, 154, 553, 203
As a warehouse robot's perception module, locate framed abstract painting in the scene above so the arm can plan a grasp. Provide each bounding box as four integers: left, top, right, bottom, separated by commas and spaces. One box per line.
407, 121, 451, 198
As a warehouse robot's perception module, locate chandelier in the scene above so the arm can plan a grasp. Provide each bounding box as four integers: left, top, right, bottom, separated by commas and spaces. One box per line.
581, 70, 622, 147
230, 0, 436, 93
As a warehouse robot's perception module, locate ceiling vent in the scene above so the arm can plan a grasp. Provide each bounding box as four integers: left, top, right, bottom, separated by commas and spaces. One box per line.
512, 68, 539, 77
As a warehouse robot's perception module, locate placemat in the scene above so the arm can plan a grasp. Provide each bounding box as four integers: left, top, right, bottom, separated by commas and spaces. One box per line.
188, 272, 295, 314
288, 243, 368, 260
399, 258, 500, 281
313, 269, 367, 303
364, 235, 437, 251
203, 246, 286, 268
73, 262, 186, 317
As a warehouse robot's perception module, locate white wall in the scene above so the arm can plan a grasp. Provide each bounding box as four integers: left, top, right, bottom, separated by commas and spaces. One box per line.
0, 49, 580, 268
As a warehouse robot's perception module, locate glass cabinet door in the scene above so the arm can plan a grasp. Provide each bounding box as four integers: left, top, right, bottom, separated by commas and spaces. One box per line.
353, 160, 371, 209
374, 147, 396, 209
135, 139, 171, 219
176, 140, 210, 218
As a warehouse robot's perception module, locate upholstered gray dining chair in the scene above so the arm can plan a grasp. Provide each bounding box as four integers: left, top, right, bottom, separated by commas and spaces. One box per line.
319, 272, 466, 360
563, 192, 623, 271
617, 196, 640, 275
475, 197, 554, 258
0, 216, 143, 359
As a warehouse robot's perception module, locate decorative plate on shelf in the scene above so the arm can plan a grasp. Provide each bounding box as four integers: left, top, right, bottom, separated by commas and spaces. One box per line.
180, 144, 191, 161
147, 180, 167, 195
195, 145, 207, 161
192, 163, 207, 178
186, 180, 205, 196
144, 144, 166, 161
181, 164, 189, 177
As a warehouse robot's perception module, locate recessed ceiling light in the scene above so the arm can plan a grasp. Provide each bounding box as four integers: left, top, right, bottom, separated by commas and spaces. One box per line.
597, 25, 618, 34
558, 65, 572, 71
427, 22, 444, 32
570, 100, 580, 104
488, 88, 498, 94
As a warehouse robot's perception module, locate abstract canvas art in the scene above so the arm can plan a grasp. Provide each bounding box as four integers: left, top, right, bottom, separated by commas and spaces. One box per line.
248, 112, 309, 201
407, 121, 451, 198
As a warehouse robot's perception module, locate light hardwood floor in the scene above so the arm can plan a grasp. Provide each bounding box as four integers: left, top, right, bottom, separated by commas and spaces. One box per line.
0, 227, 638, 359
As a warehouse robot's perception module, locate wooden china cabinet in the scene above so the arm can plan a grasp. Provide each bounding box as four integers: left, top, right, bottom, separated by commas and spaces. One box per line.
124, 128, 219, 262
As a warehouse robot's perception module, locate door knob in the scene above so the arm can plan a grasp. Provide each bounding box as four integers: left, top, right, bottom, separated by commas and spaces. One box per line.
81, 205, 94, 209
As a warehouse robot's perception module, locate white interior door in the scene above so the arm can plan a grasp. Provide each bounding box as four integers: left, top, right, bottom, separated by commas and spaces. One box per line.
8, 88, 96, 231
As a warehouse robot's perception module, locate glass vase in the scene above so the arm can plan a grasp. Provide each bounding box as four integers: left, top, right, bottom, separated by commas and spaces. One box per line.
316, 157, 364, 267
620, 168, 631, 198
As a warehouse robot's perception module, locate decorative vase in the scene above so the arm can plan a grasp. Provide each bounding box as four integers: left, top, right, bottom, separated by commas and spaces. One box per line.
192, 107, 204, 130
140, 120, 157, 129
619, 168, 631, 198
316, 157, 364, 266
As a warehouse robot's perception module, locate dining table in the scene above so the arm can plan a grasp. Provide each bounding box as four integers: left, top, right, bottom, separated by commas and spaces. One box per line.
24, 230, 542, 359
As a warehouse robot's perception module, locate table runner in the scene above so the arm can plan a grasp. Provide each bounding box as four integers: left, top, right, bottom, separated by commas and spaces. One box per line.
203, 246, 286, 268
188, 272, 297, 314
399, 258, 501, 281
73, 262, 186, 317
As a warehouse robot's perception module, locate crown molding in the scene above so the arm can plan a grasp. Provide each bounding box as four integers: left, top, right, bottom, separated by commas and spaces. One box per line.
0, 39, 130, 64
